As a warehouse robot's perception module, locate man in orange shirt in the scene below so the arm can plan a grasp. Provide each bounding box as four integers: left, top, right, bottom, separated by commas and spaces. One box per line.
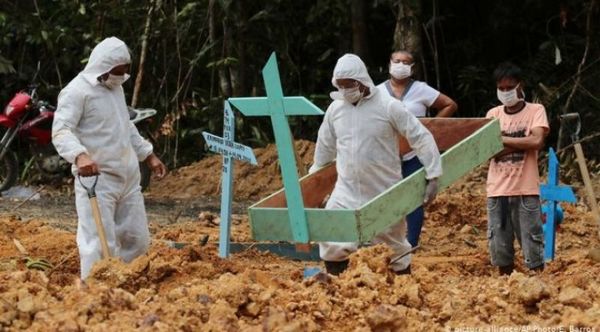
485, 62, 549, 275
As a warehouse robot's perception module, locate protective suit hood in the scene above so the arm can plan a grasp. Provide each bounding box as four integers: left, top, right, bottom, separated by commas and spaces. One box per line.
330, 54, 376, 100
313, 59, 442, 269
81, 37, 131, 85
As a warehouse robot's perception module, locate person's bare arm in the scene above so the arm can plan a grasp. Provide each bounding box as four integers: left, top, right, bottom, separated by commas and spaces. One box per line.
144, 153, 167, 179
502, 127, 548, 151
493, 146, 521, 159
431, 93, 457, 117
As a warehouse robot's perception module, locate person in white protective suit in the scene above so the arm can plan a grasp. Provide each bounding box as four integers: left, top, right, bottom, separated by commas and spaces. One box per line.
52, 37, 167, 279
310, 54, 442, 275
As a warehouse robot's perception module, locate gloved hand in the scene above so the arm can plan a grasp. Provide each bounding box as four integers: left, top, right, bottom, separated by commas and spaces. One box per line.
76, 153, 99, 177
423, 178, 438, 206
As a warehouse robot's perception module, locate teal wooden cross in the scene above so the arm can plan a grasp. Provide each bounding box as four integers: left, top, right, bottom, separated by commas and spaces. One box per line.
202, 101, 257, 257
540, 147, 576, 261
228, 52, 324, 244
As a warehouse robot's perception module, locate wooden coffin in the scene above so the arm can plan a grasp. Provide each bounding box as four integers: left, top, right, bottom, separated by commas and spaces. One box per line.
248, 118, 502, 243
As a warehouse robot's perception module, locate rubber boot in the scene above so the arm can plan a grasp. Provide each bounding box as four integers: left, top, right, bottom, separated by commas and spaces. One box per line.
498, 264, 514, 275
324, 260, 349, 276
394, 265, 411, 275
530, 264, 544, 273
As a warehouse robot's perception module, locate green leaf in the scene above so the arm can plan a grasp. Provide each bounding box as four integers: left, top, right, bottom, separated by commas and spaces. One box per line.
206, 57, 239, 68
317, 48, 333, 62
177, 3, 198, 19
0, 54, 15, 74
248, 10, 269, 22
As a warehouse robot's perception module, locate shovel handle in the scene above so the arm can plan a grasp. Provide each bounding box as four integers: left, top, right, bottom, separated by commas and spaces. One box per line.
574, 144, 600, 232
89, 196, 111, 259
78, 175, 111, 258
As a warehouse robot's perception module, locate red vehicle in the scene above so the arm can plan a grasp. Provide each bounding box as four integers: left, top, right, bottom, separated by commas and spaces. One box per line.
0, 84, 67, 191
0, 82, 155, 192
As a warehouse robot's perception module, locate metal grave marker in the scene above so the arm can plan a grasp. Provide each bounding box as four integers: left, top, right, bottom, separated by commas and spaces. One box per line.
202, 101, 257, 257
540, 147, 576, 262
228, 52, 324, 244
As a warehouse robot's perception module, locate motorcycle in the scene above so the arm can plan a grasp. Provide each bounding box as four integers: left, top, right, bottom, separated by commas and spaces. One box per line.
0, 82, 157, 192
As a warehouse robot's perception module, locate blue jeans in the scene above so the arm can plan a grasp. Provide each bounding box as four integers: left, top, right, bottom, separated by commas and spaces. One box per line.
487, 195, 544, 269
402, 156, 424, 247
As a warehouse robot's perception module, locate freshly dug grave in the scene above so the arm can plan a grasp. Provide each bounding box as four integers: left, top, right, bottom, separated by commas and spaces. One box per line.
2, 175, 600, 331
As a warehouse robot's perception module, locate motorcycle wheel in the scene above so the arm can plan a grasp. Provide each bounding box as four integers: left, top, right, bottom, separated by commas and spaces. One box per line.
139, 162, 151, 191
0, 151, 18, 193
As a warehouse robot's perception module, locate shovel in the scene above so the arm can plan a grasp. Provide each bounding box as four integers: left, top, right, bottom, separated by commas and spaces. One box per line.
79, 175, 111, 259
389, 245, 420, 266
560, 113, 600, 235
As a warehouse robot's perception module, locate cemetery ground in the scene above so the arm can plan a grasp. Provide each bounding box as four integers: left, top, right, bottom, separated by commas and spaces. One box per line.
1, 141, 599, 331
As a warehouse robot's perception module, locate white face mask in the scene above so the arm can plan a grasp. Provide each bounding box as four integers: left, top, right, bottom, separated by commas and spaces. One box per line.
497, 84, 523, 107
340, 86, 363, 103
103, 73, 130, 89
389, 62, 412, 80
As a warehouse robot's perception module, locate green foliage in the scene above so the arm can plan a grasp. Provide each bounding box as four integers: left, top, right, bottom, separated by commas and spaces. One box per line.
0, 0, 598, 169
0, 55, 15, 74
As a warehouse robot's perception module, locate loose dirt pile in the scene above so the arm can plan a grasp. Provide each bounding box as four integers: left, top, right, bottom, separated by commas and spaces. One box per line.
3, 143, 600, 330
2, 177, 600, 330
147, 140, 316, 201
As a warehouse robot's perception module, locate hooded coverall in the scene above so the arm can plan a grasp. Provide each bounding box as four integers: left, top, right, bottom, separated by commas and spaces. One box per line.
52, 37, 153, 279
311, 54, 442, 271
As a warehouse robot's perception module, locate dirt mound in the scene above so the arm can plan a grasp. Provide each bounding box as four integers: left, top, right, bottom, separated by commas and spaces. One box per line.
147, 140, 316, 201
0, 216, 78, 286
3, 162, 600, 330
2, 175, 600, 330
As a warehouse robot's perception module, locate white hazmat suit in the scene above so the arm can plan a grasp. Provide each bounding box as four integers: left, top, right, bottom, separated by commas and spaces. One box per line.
52, 37, 153, 279
311, 54, 442, 271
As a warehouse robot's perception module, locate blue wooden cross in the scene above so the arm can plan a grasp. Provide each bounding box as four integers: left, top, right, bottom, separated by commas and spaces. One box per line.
228, 52, 324, 244
202, 101, 257, 258
540, 148, 576, 261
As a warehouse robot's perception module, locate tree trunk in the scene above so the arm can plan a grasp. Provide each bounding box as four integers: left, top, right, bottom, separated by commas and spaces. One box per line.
351, 0, 370, 64
208, 0, 231, 97
231, 0, 248, 96
393, 0, 423, 76
557, 0, 597, 150
131, 0, 161, 108
223, 13, 239, 96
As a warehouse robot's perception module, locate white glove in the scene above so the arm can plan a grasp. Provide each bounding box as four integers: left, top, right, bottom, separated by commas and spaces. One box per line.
423, 178, 438, 206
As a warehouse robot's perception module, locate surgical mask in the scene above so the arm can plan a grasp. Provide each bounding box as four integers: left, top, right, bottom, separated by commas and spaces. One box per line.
389, 62, 412, 80
340, 86, 363, 103
497, 84, 523, 107
102, 73, 130, 89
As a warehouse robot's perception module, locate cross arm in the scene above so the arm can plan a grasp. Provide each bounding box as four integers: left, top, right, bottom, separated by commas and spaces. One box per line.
228, 97, 324, 117
540, 185, 577, 203
202, 132, 258, 165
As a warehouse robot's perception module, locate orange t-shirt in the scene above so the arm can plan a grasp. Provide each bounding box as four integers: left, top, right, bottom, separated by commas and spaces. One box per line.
486, 103, 549, 197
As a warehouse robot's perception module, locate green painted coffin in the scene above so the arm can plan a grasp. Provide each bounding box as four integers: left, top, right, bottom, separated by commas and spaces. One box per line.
248, 118, 503, 243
